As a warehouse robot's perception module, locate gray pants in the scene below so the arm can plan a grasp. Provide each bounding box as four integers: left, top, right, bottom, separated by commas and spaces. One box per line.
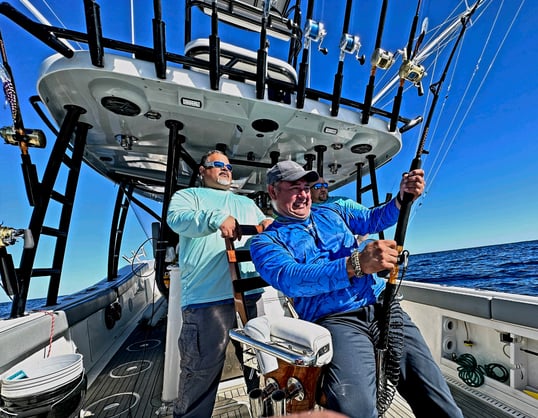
318, 304, 464, 418
173, 300, 259, 417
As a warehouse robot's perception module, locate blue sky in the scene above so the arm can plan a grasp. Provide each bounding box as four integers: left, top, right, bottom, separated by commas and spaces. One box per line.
0, 0, 536, 302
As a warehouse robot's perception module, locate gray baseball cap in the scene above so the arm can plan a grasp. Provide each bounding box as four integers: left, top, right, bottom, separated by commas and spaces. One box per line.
266, 160, 319, 185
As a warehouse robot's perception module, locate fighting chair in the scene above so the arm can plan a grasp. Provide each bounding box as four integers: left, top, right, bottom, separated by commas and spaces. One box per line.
225, 225, 332, 415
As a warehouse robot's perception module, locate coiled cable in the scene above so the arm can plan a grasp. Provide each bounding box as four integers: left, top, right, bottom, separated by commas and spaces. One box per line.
455, 353, 509, 387
371, 296, 404, 415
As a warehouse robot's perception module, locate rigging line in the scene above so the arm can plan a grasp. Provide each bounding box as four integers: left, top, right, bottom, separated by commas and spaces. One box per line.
373, 1, 487, 106
418, 32, 465, 179
374, 2, 488, 109
118, 183, 160, 241
419, 0, 502, 193
373, 28, 459, 109
427, 0, 523, 194
39, 0, 76, 44
19, 0, 75, 50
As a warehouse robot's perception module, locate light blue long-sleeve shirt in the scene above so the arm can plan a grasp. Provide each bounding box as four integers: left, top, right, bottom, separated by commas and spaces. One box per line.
250, 199, 400, 322
167, 187, 268, 308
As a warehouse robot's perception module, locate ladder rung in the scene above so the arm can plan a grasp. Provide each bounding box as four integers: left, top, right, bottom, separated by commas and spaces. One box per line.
62, 154, 74, 169
41, 226, 67, 238
30, 268, 62, 277
50, 190, 71, 205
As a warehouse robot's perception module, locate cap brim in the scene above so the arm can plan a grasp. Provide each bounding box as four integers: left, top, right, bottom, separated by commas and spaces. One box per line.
284, 170, 319, 183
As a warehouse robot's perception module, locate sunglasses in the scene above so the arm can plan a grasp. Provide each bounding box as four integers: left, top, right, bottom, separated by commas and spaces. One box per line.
311, 183, 329, 190
204, 161, 233, 171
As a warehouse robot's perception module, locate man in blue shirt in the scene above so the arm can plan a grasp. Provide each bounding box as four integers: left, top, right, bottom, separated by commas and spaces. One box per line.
310, 177, 348, 205
250, 160, 462, 418
167, 150, 272, 417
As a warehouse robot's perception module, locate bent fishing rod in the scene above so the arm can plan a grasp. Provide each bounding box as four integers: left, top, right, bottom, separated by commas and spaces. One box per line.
376, 0, 482, 411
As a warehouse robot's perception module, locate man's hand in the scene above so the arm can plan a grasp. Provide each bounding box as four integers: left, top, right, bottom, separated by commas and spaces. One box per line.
219, 216, 241, 240
260, 218, 274, 230
396, 169, 425, 207
346, 240, 399, 278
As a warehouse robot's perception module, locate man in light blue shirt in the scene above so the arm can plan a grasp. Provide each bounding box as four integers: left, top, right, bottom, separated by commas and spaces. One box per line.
167, 150, 272, 418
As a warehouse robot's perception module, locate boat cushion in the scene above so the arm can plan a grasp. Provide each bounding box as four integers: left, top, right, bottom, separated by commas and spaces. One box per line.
185, 39, 298, 84
244, 315, 333, 371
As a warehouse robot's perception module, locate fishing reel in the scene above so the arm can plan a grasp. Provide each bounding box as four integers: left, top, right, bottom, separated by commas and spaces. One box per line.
0, 225, 34, 248
397, 47, 426, 96
1, 126, 46, 148
0, 226, 33, 298
371, 48, 395, 70
339, 33, 365, 64
304, 19, 328, 55
399, 60, 425, 85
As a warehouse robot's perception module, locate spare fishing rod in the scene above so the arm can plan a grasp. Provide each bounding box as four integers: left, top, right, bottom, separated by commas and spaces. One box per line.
0, 30, 45, 207
296, 0, 328, 109
375, 1, 482, 414
256, 0, 275, 99
388, 0, 425, 132
361, 0, 394, 125
330, 0, 365, 117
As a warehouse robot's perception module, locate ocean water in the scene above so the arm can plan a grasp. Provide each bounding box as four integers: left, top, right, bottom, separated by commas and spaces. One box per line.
403, 239, 538, 296
1, 240, 537, 317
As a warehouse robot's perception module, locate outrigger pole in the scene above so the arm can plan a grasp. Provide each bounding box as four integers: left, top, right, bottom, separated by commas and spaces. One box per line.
376, 0, 482, 412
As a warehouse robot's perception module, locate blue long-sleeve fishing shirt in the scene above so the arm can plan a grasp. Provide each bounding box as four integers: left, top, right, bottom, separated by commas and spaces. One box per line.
250, 199, 400, 322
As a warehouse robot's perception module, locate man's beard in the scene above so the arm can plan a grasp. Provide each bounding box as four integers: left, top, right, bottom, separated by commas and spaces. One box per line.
217, 177, 231, 186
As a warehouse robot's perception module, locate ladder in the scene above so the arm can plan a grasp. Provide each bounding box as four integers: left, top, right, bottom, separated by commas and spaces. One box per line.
11, 105, 88, 318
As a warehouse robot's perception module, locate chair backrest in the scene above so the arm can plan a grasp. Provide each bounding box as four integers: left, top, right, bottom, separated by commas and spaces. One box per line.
226, 224, 332, 413
225, 224, 270, 326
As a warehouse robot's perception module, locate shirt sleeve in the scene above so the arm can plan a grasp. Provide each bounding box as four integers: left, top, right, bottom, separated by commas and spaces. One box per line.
335, 198, 400, 235
250, 231, 352, 298
167, 189, 229, 238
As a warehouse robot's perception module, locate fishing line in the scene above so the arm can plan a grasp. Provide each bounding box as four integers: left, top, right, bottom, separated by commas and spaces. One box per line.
426, 0, 524, 195
39, 0, 74, 37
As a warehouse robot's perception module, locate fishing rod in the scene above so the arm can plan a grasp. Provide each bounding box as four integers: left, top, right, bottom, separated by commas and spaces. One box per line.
388, 0, 425, 132
0, 30, 44, 207
296, 0, 327, 109
0, 30, 23, 136
376, 1, 482, 413
361, 0, 393, 125
330, 0, 365, 117
256, 0, 275, 99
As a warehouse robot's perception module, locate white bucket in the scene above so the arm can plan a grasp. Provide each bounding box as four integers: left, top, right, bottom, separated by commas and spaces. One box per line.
1, 354, 83, 400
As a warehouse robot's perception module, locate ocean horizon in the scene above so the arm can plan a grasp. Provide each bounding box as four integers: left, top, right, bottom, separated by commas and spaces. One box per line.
404, 239, 538, 296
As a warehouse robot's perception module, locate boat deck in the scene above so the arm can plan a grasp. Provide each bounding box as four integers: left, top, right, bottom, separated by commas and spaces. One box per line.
82, 319, 531, 417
